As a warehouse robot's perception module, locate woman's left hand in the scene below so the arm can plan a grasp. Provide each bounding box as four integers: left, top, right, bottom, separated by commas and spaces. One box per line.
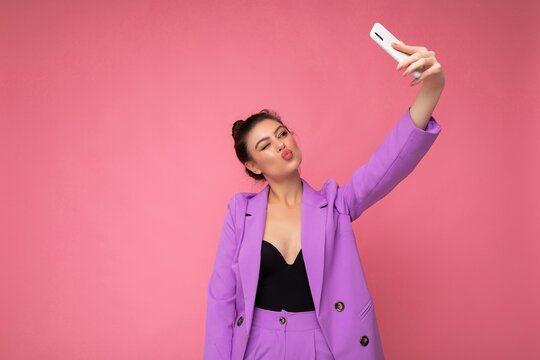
391, 41, 445, 87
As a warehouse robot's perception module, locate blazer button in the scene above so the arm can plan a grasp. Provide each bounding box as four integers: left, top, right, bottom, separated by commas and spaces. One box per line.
236, 316, 244, 326
359, 335, 369, 347
334, 301, 345, 312
279, 316, 287, 324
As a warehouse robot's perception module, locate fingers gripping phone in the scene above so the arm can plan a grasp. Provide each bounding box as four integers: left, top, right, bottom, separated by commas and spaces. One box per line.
370, 22, 422, 79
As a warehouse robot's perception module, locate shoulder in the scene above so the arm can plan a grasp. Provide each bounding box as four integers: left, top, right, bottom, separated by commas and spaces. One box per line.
316, 178, 350, 216
224, 191, 256, 215
228, 191, 256, 204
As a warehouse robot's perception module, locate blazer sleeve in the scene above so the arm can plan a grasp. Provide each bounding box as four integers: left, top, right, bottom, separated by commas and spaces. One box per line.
339, 107, 442, 222
203, 194, 238, 359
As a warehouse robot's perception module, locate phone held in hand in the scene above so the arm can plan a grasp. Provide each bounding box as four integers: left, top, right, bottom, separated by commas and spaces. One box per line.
370, 22, 421, 79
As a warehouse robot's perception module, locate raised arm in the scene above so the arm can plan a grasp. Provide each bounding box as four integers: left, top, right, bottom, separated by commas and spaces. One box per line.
339, 40, 445, 221
339, 107, 442, 222
393, 39, 445, 130
203, 195, 238, 359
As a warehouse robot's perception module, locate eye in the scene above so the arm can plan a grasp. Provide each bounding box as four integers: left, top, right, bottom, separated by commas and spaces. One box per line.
261, 130, 288, 150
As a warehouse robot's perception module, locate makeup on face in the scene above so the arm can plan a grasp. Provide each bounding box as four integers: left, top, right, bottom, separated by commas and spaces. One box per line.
255, 124, 289, 151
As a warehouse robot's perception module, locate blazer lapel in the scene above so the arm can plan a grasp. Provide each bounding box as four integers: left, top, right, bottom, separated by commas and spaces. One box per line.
238, 177, 329, 332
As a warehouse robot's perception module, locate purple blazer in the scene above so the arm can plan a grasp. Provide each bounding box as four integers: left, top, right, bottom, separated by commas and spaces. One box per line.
204, 107, 442, 359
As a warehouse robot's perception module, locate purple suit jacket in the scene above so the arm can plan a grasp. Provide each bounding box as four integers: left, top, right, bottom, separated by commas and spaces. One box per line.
204, 107, 442, 359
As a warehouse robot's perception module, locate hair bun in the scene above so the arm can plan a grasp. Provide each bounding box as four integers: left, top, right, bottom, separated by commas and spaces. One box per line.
232, 119, 244, 138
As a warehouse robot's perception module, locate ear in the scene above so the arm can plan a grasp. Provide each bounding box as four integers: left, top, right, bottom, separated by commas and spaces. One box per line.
245, 160, 262, 175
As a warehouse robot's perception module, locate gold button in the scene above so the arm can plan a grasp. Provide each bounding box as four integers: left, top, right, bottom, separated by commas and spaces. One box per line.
359, 335, 369, 346
236, 316, 244, 326
334, 301, 345, 312
279, 316, 286, 324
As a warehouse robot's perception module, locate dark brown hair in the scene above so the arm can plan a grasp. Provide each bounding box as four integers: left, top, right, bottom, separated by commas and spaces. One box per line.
232, 109, 294, 181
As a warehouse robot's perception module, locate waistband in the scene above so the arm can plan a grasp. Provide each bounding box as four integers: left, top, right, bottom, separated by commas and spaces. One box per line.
252, 306, 320, 331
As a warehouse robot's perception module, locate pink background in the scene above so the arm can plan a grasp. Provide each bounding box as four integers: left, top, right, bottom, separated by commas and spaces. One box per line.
1, 0, 539, 359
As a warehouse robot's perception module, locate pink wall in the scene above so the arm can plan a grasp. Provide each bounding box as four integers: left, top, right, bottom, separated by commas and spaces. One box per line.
1, 0, 539, 359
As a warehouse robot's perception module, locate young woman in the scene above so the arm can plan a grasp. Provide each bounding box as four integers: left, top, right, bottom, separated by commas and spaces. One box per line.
204, 41, 445, 360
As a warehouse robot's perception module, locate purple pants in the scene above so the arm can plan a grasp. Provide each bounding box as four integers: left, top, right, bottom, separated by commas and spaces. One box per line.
244, 306, 335, 359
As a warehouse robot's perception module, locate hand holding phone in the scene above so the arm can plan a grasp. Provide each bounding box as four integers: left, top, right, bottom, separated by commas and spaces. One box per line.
369, 22, 422, 79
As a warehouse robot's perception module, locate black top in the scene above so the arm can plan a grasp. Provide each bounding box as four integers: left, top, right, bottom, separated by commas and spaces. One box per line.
254, 240, 316, 312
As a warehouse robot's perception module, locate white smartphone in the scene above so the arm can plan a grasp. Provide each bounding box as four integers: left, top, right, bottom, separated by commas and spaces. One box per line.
369, 22, 421, 79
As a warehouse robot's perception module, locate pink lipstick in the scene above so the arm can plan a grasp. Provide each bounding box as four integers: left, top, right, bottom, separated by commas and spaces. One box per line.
282, 149, 293, 160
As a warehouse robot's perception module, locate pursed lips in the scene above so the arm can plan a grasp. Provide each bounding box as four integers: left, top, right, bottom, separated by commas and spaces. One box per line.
281, 149, 293, 159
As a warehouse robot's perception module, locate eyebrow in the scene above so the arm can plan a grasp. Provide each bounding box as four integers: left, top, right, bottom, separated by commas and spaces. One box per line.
255, 125, 286, 149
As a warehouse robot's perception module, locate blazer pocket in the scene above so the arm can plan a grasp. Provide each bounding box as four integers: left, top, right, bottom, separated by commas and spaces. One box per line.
356, 298, 374, 321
